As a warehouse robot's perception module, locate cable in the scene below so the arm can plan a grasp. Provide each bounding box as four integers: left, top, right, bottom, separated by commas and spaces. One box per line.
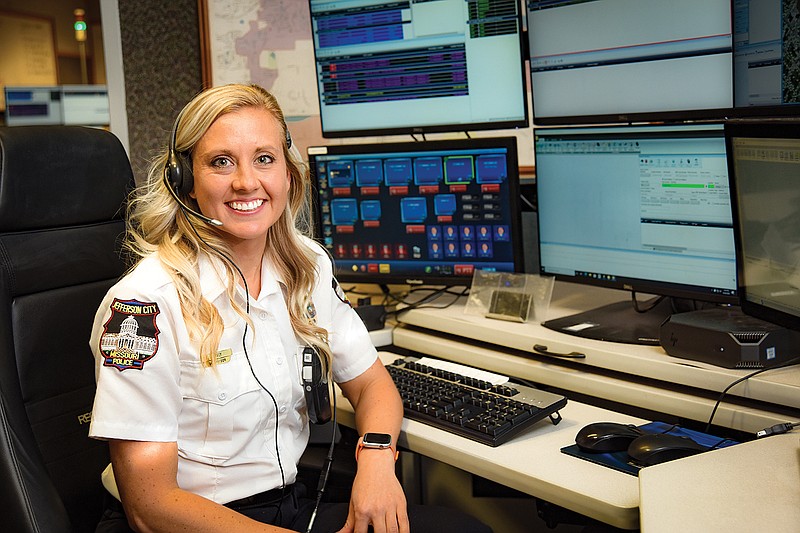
373, 285, 469, 319
519, 192, 535, 210
186, 221, 287, 503
388, 286, 468, 316
631, 292, 666, 313
704, 355, 800, 433
305, 390, 338, 533
756, 421, 800, 438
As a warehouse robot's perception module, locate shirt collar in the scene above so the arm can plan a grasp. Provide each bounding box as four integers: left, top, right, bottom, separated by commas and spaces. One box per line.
197, 253, 283, 303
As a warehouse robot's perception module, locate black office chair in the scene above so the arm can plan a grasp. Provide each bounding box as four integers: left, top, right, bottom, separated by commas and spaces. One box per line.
0, 126, 132, 532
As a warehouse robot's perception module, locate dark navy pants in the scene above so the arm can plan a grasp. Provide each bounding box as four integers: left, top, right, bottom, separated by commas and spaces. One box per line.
96, 483, 492, 533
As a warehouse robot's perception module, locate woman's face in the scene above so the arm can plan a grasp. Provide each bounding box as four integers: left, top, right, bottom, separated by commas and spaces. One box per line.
190, 107, 291, 251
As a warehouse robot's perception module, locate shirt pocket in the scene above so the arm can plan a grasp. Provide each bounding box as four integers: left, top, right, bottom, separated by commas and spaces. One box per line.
179, 355, 269, 462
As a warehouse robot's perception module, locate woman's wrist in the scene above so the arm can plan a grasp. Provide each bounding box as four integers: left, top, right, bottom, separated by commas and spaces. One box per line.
355, 433, 399, 461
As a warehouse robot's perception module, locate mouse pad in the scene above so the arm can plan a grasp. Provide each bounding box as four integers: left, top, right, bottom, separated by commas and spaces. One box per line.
560, 421, 739, 476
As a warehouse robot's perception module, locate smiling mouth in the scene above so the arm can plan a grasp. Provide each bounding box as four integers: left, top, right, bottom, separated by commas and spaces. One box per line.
227, 199, 264, 212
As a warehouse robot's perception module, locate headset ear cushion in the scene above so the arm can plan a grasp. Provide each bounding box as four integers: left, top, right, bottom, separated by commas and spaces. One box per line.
165, 150, 193, 196
177, 152, 194, 196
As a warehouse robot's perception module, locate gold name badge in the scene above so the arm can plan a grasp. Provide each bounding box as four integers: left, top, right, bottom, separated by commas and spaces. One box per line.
205, 348, 233, 367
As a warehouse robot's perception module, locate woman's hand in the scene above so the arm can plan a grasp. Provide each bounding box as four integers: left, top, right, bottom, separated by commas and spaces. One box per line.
337, 449, 409, 533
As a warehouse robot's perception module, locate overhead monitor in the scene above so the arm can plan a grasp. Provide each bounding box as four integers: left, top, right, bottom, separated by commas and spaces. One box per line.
534, 123, 738, 345
4, 85, 109, 126
60, 85, 110, 126
732, 0, 800, 118
308, 0, 529, 137
4, 86, 62, 126
527, 0, 733, 125
309, 137, 524, 286
726, 121, 800, 332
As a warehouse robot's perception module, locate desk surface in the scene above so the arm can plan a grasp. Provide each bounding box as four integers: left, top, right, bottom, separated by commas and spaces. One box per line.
337, 352, 647, 530
392, 283, 800, 433
639, 434, 800, 533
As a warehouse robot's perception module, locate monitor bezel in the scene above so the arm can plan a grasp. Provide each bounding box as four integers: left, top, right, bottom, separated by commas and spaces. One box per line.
534, 122, 740, 307
530, 108, 735, 129
725, 120, 800, 332
308, 0, 530, 138
308, 136, 526, 287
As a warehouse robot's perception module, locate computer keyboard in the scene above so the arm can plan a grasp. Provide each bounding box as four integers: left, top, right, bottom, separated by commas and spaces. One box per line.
386, 356, 568, 447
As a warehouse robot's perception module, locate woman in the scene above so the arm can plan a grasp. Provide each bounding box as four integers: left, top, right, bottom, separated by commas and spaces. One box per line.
89, 84, 490, 533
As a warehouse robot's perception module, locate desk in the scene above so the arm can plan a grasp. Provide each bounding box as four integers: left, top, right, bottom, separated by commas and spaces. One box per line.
368, 326, 393, 348
391, 283, 800, 433
639, 434, 800, 532
337, 352, 647, 530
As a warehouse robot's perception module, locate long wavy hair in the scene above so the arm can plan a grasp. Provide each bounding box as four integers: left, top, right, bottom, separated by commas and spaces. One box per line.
125, 84, 331, 368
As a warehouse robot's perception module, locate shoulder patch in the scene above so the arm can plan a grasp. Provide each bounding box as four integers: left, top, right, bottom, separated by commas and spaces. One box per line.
332, 277, 351, 306
99, 299, 161, 371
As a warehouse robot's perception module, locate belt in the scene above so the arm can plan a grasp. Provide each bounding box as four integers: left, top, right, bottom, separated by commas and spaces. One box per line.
224, 484, 292, 509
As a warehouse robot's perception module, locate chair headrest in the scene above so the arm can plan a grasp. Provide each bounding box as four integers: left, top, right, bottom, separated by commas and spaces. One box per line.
0, 126, 133, 232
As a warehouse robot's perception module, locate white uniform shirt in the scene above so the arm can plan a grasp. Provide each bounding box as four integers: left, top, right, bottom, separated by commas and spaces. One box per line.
89, 238, 377, 504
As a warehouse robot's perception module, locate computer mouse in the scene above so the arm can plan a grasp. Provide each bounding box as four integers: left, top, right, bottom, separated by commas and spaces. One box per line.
575, 422, 644, 452
627, 433, 708, 466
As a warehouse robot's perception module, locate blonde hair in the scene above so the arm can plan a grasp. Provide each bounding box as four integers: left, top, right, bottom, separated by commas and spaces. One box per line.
126, 84, 331, 368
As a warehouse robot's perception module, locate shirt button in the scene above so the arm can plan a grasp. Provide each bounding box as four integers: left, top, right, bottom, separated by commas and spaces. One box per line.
279, 405, 287, 413
276, 357, 283, 365
259, 311, 269, 320
218, 391, 227, 401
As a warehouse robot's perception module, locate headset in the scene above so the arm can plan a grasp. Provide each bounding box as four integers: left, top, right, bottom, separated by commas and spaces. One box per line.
162, 106, 293, 227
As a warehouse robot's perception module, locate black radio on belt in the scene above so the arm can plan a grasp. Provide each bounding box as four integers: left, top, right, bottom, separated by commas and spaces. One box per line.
301, 346, 332, 425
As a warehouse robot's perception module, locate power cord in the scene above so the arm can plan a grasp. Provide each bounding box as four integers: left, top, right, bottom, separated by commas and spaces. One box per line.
756, 421, 800, 438
386, 285, 470, 316
704, 355, 800, 434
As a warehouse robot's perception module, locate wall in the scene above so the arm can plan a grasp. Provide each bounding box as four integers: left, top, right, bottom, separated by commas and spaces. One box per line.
117, 0, 203, 183
0, 0, 104, 85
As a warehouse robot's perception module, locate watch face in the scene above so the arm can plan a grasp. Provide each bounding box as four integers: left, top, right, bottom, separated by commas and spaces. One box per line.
363, 432, 392, 446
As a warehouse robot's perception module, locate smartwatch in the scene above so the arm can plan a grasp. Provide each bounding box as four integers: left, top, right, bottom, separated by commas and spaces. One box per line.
355, 432, 398, 461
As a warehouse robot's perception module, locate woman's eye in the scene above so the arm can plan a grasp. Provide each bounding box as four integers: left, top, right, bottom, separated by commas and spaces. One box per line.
256, 154, 275, 165
211, 157, 232, 168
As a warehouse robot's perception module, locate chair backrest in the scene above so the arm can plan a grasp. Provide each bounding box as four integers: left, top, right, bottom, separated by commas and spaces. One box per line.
0, 126, 133, 533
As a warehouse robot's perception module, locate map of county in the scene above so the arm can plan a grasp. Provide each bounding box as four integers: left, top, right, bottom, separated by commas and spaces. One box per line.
208, 0, 319, 117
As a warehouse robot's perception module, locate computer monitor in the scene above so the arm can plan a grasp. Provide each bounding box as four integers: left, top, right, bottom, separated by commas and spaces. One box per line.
4, 85, 109, 126
309, 137, 524, 286
60, 85, 110, 126
308, 0, 529, 137
4, 86, 63, 126
534, 123, 739, 345
726, 121, 800, 332
526, 0, 733, 125
732, 0, 800, 118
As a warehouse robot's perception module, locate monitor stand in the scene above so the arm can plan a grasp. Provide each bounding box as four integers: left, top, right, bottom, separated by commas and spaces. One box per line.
542, 297, 679, 346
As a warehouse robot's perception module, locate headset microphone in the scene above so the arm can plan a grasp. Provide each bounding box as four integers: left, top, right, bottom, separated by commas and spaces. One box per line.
162, 171, 224, 226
